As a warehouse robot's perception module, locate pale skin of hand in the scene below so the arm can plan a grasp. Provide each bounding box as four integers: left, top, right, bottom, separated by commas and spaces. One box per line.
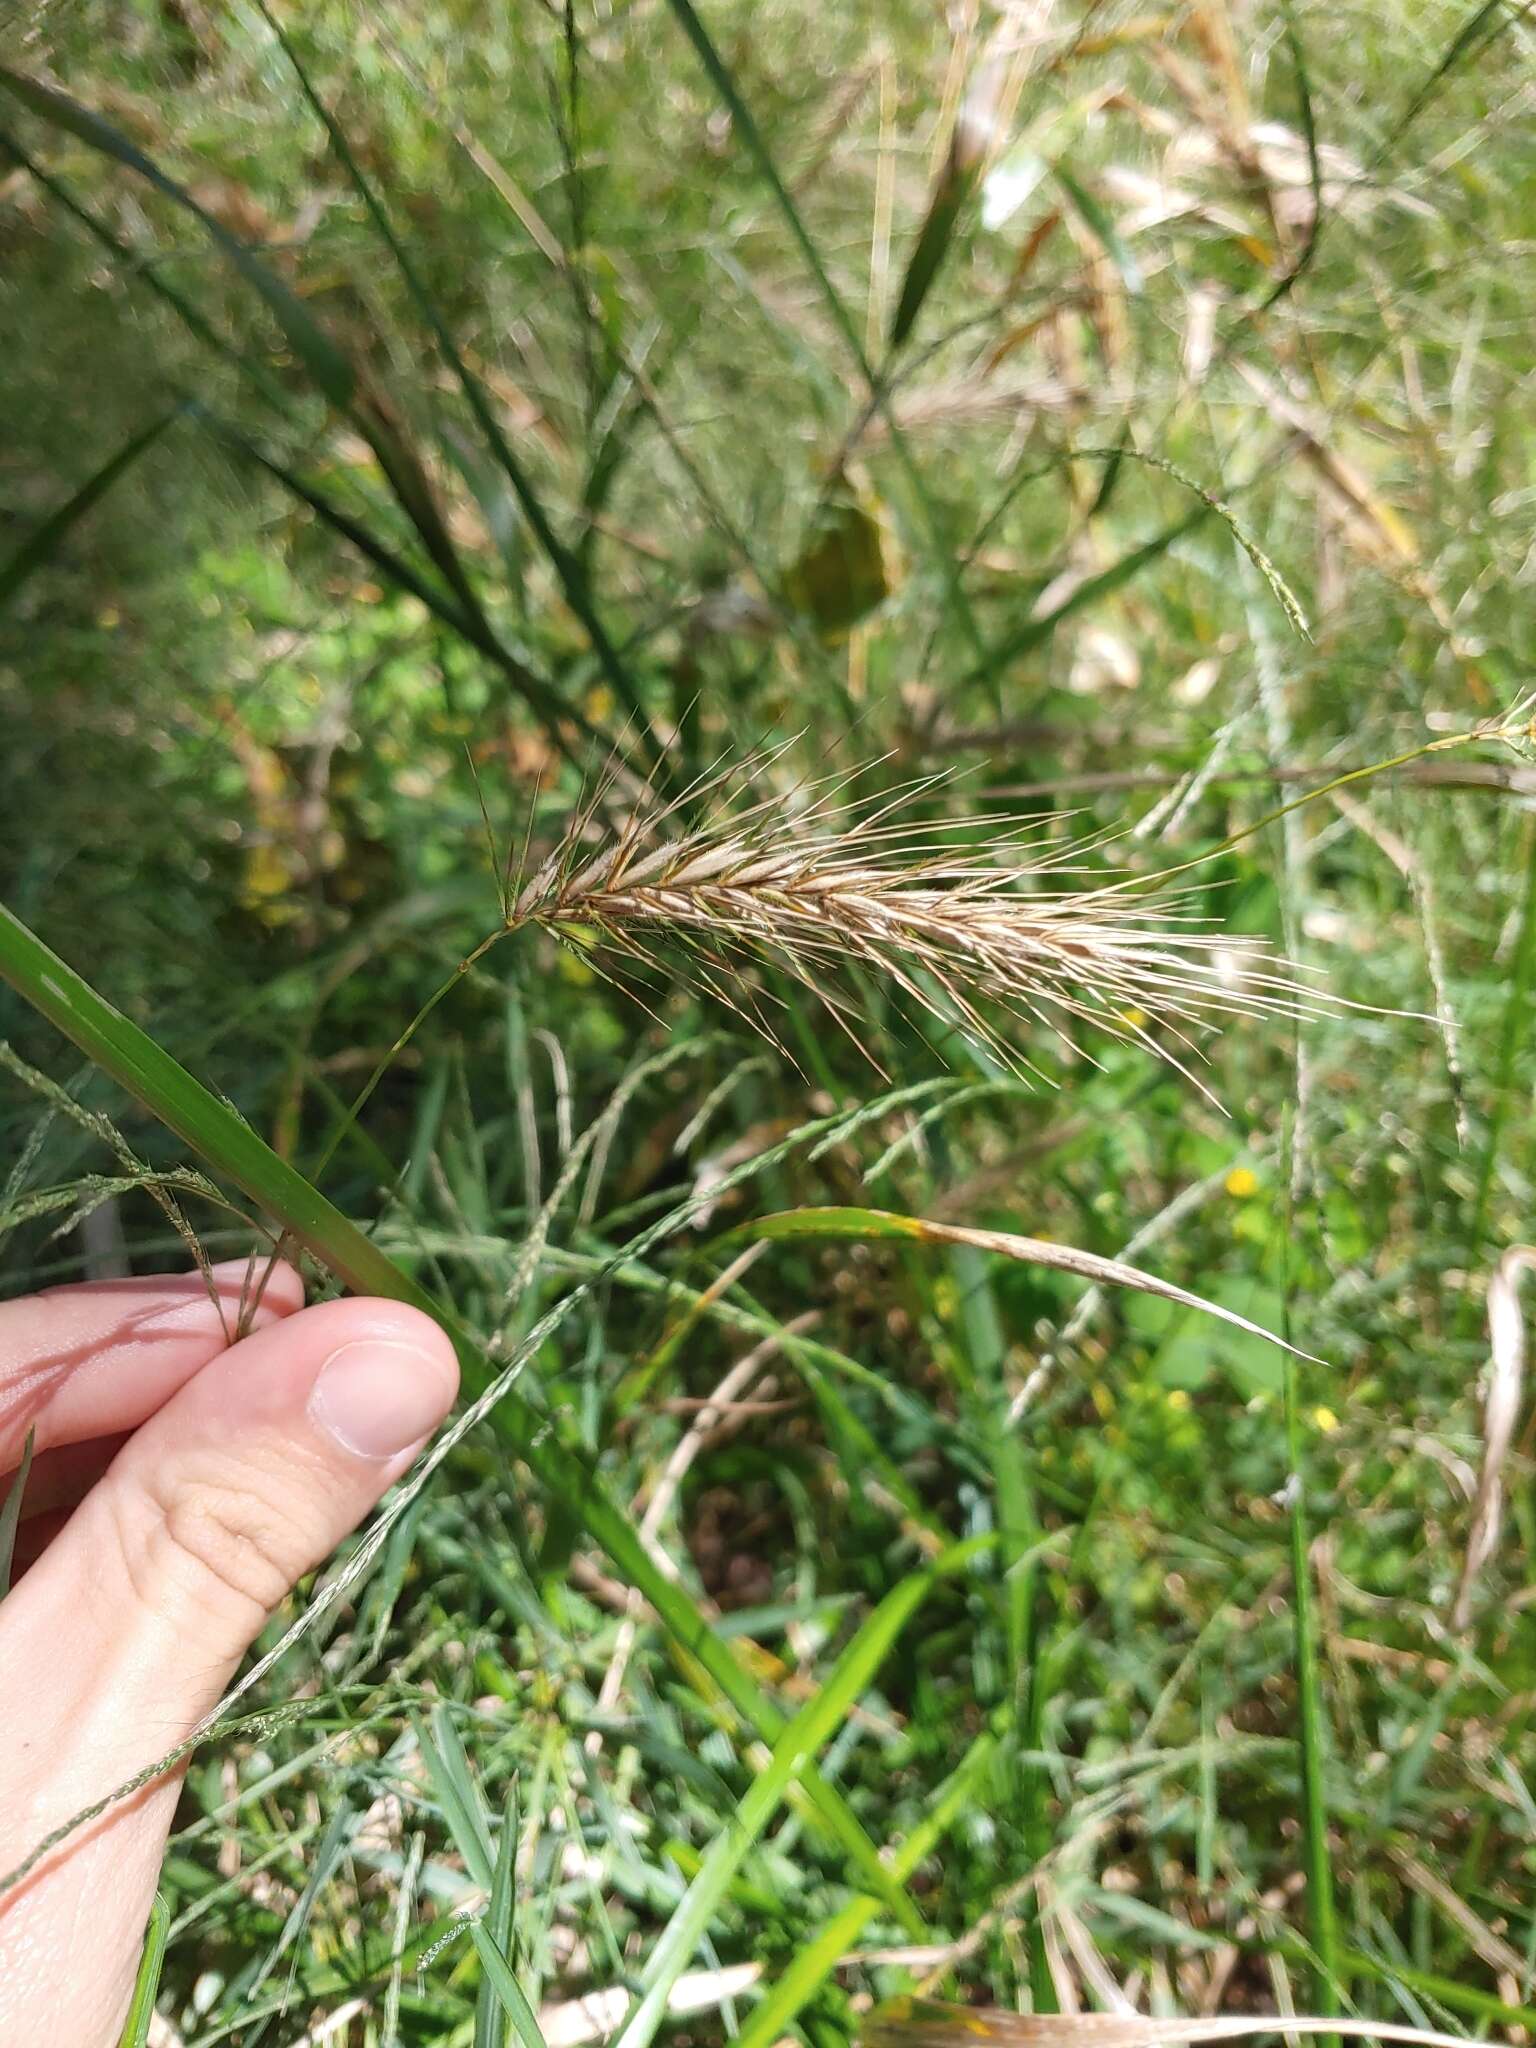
0, 1258, 459, 2048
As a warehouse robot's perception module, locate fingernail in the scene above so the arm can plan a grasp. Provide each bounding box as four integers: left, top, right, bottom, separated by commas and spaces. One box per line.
309, 1340, 455, 1460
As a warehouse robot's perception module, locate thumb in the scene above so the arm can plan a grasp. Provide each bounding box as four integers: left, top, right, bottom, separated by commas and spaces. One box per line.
0, 1296, 457, 2047
82, 1295, 460, 1691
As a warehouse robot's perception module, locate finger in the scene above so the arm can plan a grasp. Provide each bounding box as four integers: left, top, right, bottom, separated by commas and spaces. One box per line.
0, 1295, 457, 2047
0, 1255, 303, 1471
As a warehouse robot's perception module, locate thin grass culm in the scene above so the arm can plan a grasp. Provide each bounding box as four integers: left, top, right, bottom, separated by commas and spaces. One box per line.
500, 758, 1332, 1094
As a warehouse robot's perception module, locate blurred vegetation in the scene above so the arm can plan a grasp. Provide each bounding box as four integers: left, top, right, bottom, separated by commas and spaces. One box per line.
3, 0, 1536, 2042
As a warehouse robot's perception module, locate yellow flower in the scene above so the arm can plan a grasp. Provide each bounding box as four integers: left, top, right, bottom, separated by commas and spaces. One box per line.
1166, 1388, 1191, 1412
1313, 1405, 1339, 1433
1225, 1166, 1258, 1198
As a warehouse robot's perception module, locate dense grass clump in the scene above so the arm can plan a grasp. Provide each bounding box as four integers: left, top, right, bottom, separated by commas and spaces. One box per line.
3, 1, 1536, 2043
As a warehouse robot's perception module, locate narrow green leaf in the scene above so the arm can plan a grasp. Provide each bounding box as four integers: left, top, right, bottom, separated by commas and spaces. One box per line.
115, 1893, 171, 2048
0, 132, 266, 389
0, 68, 356, 410
1256, 7, 1324, 312
725, 1205, 1318, 1364
247, 1798, 355, 1998
965, 503, 1209, 684
719, 1723, 1001, 2048
608, 1548, 980, 2048
472, 1923, 549, 2048
0, 410, 181, 611
474, 1790, 524, 2048
209, 418, 597, 759
1388, 0, 1513, 151
735, 1898, 878, 2048
0, 1428, 35, 1601
1053, 164, 1142, 295
256, 7, 658, 759
890, 161, 978, 349
417, 1706, 496, 1895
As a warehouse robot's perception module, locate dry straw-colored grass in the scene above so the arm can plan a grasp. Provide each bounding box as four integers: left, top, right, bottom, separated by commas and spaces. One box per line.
501, 756, 1321, 1092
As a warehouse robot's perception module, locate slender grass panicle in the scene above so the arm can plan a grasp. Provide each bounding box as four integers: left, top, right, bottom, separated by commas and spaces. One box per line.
501, 757, 1323, 1089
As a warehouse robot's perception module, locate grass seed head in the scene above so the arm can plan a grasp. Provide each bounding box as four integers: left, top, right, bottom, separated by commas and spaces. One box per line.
506, 761, 1323, 1092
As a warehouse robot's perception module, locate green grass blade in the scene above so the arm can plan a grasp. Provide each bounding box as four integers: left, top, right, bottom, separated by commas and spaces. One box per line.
0, 411, 181, 611
661, 0, 983, 657
0, 1428, 35, 1602
0, 68, 356, 410
417, 1706, 496, 1894
1256, 7, 1324, 311
963, 502, 1210, 686
474, 1790, 525, 2048
732, 1723, 1001, 2048
1054, 165, 1142, 295
1283, 1338, 1341, 2034
258, 6, 657, 756
0, 901, 924, 1932
608, 1548, 981, 2048
0, 133, 270, 391
1387, 0, 1513, 151
472, 1923, 548, 2048
115, 1892, 171, 2048
1, 64, 552, 723
890, 154, 979, 348
735, 1897, 878, 2048
208, 417, 598, 760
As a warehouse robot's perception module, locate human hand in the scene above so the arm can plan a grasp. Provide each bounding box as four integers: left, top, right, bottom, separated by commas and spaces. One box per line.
0, 1257, 459, 2047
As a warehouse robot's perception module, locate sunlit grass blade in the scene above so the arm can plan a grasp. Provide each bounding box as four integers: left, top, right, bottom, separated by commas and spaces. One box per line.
727, 1207, 1321, 1364
733, 1722, 1005, 2048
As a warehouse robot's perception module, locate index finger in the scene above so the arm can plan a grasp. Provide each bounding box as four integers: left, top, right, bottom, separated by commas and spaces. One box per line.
0, 1256, 304, 1471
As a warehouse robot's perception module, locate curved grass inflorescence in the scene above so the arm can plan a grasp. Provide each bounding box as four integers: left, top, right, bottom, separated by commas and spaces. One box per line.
502, 757, 1331, 1093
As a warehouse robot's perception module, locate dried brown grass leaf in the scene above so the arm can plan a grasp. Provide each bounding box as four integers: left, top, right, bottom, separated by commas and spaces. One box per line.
737, 1205, 1322, 1367
863, 1996, 1478, 2048
1452, 1243, 1536, 1631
